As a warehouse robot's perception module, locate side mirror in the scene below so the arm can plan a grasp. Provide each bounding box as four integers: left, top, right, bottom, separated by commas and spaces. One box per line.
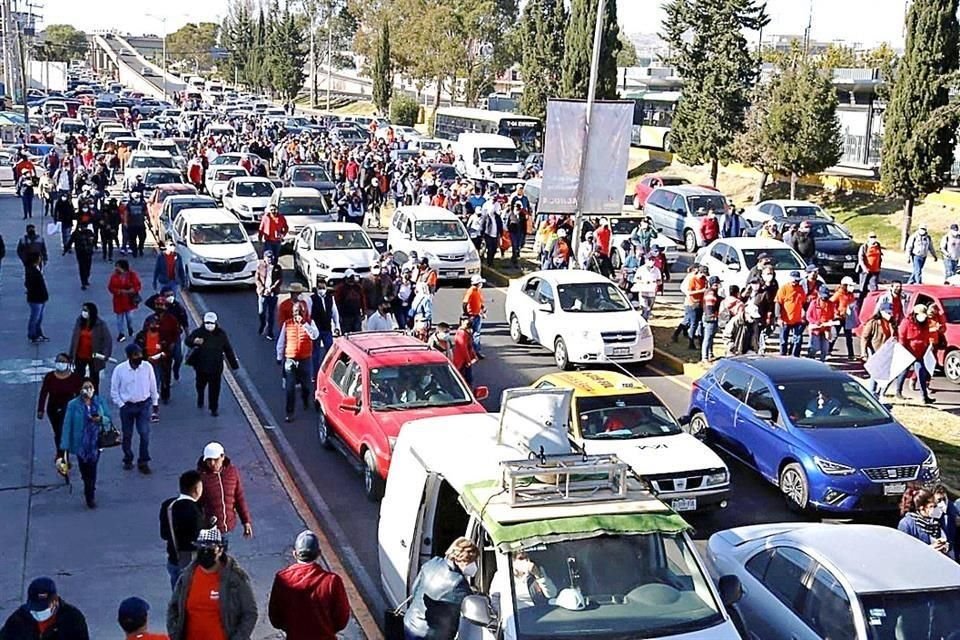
339, 396, 360, 413
538, 302, 553, 313
718, 575, 742, 607
461, 594, 496, 628
473, 385, 489, 401
754, 408, 777, 423
727, 262, 741, 271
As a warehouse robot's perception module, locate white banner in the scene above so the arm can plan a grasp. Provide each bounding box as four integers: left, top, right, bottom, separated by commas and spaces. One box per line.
540, 100, 586, 214
864, 339, 917, 385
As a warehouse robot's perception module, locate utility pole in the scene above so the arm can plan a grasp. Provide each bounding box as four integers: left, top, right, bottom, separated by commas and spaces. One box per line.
15, 0, 27, 129
325, 9, 332, 111
309, 13, 316, 107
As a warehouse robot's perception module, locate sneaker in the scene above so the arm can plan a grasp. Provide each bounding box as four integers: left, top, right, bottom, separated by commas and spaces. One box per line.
138, 463, 152, 475
123, 461, 134, 470
210, 409, 219, 417
117, 334, 126, 343
85, 498, 97, 509
923, 397, 936, 405
38, 335, 50, 342
265, 334, 274, 341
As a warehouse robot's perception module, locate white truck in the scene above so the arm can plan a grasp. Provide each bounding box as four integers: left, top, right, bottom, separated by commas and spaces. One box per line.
454, 133, 524, 181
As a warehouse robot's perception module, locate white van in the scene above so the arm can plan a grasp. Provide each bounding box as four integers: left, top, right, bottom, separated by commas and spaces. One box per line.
170, 208, 259, 289
379, 388, 744, 640
455, 133, 523, 180
408, 137, 445, 160
387, 205, 481, 280
53, 118, 85, 144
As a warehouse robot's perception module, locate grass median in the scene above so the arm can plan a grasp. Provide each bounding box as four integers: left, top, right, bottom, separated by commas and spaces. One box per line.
890, 405, 960, 490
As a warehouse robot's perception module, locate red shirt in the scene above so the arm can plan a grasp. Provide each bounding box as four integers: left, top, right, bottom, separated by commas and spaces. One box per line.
453, 329, 477, 370
76, 328, 94, 360
185, 568, 226, 640
899, 317, 932, 359
259, 214, 289, 243
596, 226, 612, 256
268, 563, 350, 640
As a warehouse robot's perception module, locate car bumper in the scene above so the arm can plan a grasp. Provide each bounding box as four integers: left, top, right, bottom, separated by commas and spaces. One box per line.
188, 265, 257, 286
809, 468, 939, 513
434, 261, 482, 280
656, 486, 730, 513
814, 258, 858, 279
569, 332, 655, 364
232, 208, 264, 222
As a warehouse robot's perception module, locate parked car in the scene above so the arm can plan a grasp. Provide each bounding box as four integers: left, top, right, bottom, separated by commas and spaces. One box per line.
269, 186, 335, 243
221, 176, 276, 223
742, 199, 831, 232
633, 175, 691, 209
146, 183, 197, 233
170, 208, 258, 289
386, 205, 481, 280
292, 222, 380, 286
644, 185, 730, 252
694, 238, 806, 293
608, 215, 681, 268
777, 217, 860, 282
158, 194, 218, 242
207, 165, 250, 202
506, 269, 654, 370
705, 522, 960, 640
685, 356, 940, 513
314, 331, 488, 498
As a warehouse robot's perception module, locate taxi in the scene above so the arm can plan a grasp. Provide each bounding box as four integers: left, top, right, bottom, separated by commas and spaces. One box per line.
533, 370, 730, 513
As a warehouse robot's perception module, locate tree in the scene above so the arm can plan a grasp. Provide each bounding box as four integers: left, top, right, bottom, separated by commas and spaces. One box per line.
37, 24, 87, 61
617, 28, 638, 67
166, 22, 220, 71
561, 0, 621, 99
372, 21, 393, 112
390, 94, 420, 125
268, 6, 308, 101
518, 0, 566, 120
661, 0, 768, 186
731, 84, 777, 202
881, 0, 960, 247
818, 42, 858, 69
221, 0, 256, 86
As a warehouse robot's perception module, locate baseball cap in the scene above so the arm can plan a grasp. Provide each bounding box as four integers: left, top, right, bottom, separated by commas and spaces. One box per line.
203, 311, 218, 323
27, 577, 56, 611
708, 275, 721, 285
117, 597, 149, 626
789, 270, 802, 280
804, 264, 818, 273
818, 286, 830, 298
195, 527, 223, 548
841, 276, 856, 286
471, 275, 485, 285
294, 530, 321, 561
288, 282, 305, 293
914, 303, 928, 315
203, 442, 225, 460
344, 268, 356, 277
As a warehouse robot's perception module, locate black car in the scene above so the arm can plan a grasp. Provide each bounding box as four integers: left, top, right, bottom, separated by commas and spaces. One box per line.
780, 217, 860, 282
283, 164, 336, 195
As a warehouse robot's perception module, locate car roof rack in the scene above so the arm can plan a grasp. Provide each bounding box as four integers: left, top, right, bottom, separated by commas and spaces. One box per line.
345, 331, 434, 356
500, 449, 636, 508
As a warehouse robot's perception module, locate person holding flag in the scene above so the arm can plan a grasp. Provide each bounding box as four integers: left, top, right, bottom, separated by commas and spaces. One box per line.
894, 304, 935, 404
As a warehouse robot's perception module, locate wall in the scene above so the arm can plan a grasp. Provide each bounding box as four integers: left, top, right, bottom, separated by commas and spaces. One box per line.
28, 60, 67, 92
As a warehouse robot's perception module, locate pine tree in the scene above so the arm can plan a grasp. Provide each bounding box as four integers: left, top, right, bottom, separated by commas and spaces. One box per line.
881, 0, 960, 247
371, 21, 393, 113
560, 0, 621, 100
268, 6, 308, 101
519, 0, 566, 120
661, 0, 768, 185
221, 0, 255, 87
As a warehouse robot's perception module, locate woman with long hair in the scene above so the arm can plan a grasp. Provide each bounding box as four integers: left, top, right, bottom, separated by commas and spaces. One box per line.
69, 301, 113, 393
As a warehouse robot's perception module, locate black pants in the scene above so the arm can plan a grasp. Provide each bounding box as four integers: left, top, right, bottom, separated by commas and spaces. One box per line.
78, 457, 98, 504
196, 370, 222, 412
100, 227, 117, 260
152, 358, 172, 402
74, 360, 101, 394
76, 251, 93, 286
484, 235, 498, 266
47, 405, 67, 458
284, 358, 313, 415
130, 225, 147, 257
342, 314, 362, 333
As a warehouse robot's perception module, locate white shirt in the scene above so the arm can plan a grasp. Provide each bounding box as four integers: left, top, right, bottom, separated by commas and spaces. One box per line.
365, 312, 397, 332
110, 360, 159, 408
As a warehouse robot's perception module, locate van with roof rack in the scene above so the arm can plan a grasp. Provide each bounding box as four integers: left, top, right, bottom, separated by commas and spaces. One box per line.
378, 388, 744, 640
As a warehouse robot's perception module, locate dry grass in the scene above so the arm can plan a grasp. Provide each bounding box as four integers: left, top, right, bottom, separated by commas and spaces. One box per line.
890, 405, 960, 490
647, 300, 729, 364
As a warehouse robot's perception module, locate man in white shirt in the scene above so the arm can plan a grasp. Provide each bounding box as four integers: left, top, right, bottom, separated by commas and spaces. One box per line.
365, 301, 398, 332
111, 342, 160, 474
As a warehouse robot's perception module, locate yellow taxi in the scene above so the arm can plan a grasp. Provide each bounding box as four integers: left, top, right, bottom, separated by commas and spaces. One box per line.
532, 370, 730, 513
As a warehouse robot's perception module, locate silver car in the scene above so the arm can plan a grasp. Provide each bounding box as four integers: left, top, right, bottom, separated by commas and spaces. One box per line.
705, 523, 960, 639
643, 184, 729, 253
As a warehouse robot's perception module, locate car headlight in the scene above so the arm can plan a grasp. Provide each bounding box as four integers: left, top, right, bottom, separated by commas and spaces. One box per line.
468, 248, 480, 261
189, 255, 204, 264
814, 456, 856, 475
815, 251, 830, 259
238, 204, 250, 211
243, 252, 258, 262
638, 324, 652, 339
703, 469, 729, 487
923, 450, 939, 471
314, 261, 329, 270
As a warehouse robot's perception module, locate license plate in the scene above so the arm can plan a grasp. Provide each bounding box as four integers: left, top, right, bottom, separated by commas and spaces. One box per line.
843, 262, 855, 269
883, 482, 906, 495
442, 271, 459, 277
670, 498, 697, 512
612, 347, 631, 356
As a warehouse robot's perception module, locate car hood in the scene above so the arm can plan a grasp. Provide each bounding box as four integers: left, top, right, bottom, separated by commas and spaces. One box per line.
814, 238, 859, 254
291, 179, 335, 192
416, 240, 475, 256
580, 433, 726, 475
793, 421, 929, 469
231, 196, 271, 208
187, 242, 255, 260
373, 402, 486, 438
310, 248, 379, 268
567, 310, 648, 333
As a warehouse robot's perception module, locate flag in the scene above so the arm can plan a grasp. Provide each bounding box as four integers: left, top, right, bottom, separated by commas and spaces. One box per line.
864, 339, 916, 385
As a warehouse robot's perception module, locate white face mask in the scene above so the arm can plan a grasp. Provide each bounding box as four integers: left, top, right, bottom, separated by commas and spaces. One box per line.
880, 311, 892, 320
80, 310, 89, 319
916, 314, 927, 323
932, 506, 944, 519
30, 608, 53, 622
166, 296, 175, 304
54, 362, 69, 372
204, 322, 216, 331
462, 561, 478, 578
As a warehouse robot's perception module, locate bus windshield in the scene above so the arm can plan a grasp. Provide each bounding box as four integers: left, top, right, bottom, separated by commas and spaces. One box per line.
478, 147, 520, 163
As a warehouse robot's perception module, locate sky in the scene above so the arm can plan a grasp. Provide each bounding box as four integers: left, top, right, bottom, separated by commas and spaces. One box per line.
44, 0, 909, 48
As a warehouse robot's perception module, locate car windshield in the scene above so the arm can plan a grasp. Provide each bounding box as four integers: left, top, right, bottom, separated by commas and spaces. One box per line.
369, 363, 471, 410
60, 122, 83, 133
808, 223, 851, 241
129, 155, 174, 169
420, 140, 442, 150
780, 205, 822, 217
576, 394, 682, 440
741, 248, 803, 270
215, 169, 246, 180
557, 283, 631, 313
212, 155, 239, 165
432, 165, 459, 181
170, 200, 216, 218
139, 121, 159, 129
235, 182, 274, 197
278, 196, 327, 217
501, 534, 723, 638
414, 220, 467, 241
291, 167, 331, 183
478, 147, 520, 163
314, 230, 371, 250
940, 297, 960, 324
859, 589, 960, 640
778, 379, 890, 428
609, 217, 645, 236
189, 223, 246, 245
687, 195, 727, 214
145, 172, 183, 186
151, 144, 180, 156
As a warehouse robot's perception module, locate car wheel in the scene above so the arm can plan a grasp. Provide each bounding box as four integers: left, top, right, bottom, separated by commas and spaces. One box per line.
779, 462, 809, 513
363, 449, 384, 501
944, 350, 960, 384
509, 314, 527, 344
684, 229, 698, 254
685, 412, 709, 441
662, 134, 672, 153
554, 337, 572, 371
633, 195, 642, 210
316, 410, 333, 449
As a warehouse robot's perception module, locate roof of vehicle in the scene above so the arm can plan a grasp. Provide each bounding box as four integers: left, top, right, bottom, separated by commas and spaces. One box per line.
303, 221, 367, 233
130, 149, 173, 158
757, 199, 822, 208
655, 184, 725, 197
178, 208, 243, 224
902, 284, 960, 299
720, 355, 846, 382
534, 371, 653, 397
395, 205, 459, 220
338, 331, 451, 367
706, 237, 793, 251
166, 194, 216, 203
643, 174, 689, 183
523, 268, 621, 284
211, 164, 248, 174
228, 176, 274, 183
154, 183, 196, 194
273, 187, 323, 197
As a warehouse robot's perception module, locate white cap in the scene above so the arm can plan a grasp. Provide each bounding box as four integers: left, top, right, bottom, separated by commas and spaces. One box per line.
471, 275, 485, 285
203, 312, 218, 324
203, 442, 225, 460
841, 276, 856, 286
556, 228, 568, 238
344, 268, 356, 277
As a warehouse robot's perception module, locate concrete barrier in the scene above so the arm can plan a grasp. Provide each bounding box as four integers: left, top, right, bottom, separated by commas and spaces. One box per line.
113, 34, 186, 95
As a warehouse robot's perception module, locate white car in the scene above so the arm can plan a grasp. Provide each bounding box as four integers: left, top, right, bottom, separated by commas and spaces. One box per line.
222, 176, 276, 223
407, 137, 444, 159
506, 270, 655, 370
386, 205, 481, 280
608, 215, 680, 267
123, 150, 177, 189
53, 118, 85, 144
170, 208, 258, 289
207, 164, 250, 202
143, 139, 186, 171
204, 123, 236, 137
742, 199, 830, 231
269, 187, 335, 243
695, 238, 807, 293
204, 152, 258, 182
135, 119, 163, 139
293, 222, 380, 286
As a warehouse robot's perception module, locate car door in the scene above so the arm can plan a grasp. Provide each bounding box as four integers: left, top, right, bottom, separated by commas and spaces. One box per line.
737, 376, 790, 482
798, 564, 858, 640
645, 189, 667, 230
319, 351, 362, 452
222, 180, 235, 211
512, 277, 540, 340
738, 547, 819, 640
707, 365, 753, 460
533, 278, 559, 348
296, 227, 313, 281
705, 242, 730, 280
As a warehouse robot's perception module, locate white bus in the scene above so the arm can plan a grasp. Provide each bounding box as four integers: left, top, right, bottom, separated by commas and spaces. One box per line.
624, 91, 679, 152
433, 107, 542, 153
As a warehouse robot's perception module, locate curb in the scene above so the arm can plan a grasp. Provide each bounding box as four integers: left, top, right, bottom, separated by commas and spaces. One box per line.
481, 264, 513, 287
652, 348, 708, 379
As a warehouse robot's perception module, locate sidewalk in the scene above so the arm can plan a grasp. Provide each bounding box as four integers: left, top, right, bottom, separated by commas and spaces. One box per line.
0, 191, 366, 639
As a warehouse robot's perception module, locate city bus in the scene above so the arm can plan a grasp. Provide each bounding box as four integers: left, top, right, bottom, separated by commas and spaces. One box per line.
433, 107, 542, 153
624, 90, 680, 152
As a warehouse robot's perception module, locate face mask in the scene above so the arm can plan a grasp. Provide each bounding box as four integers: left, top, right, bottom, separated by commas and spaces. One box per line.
196, 548, 219, 569
932, 506, 944, 519
54, 362, 69, 372
80, 310, 89, 319
436, 331, 448, 341
30, 608, 53, 623
881, 311, 892, 320
462, 561, 478, 578
762, 274, 773, 282
916, 314, 927, 323
27, 230, 36, 239
166, 296, 175, 304
81, 387, 94, 398
204, 322, 216, 331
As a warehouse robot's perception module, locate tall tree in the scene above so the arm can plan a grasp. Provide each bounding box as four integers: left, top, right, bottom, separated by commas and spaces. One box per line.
519, 0, 566, 120
221, 0, 255, 86
560, 0, 621, 99
731, 84, 777, 202
881, 0, 960, 247
166, 22, 220, 71
37, 24, 87, 61
268, 5, 308, 101
617, 28, 638, 67
371, 21, 393, 112
661, 0, 768, 186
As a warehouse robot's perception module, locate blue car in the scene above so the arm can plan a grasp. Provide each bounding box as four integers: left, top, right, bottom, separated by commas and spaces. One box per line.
685, 356, 939, 513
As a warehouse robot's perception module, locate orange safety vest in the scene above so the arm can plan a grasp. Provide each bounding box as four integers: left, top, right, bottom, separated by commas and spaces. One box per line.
283, 322, 313, 360
864, 244, 882, 272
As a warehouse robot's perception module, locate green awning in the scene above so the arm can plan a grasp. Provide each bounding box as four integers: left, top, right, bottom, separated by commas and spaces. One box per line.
461, 480, 691, 552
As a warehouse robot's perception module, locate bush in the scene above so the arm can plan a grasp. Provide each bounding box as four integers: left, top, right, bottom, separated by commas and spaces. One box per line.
390, 95, 420, 127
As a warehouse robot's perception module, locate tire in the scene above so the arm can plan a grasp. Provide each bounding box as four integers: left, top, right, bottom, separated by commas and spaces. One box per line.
662, 134, 672, 154
363, 449, 384, 501
944, 350, 960, 384
316, 410, 333, 449
684, 229, 698, 254
779, 462, 809, 513
633, 194, 642, 210
554, 337, 572, 371
685, 412, 709, 441
509, 314, 527, 344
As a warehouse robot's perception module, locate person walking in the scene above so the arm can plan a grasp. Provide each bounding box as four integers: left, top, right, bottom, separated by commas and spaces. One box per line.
108, 259, 142, 343
366, 300, 397, 332
258, 205, 288, 258
309, 277, 340, 375
25, 253, 49, 343
0, 577, 89, 639
775, 270, 807, 357
403, 537, 479, 640
895, 304, 935, 404
673, 265, 707, 350
453, 315, 479, 385
125, 191, 149, 258
941, 224, 960, 281
197, 442, 253, 539
830, 277, 858, 360
17, 166, 36, 219
268, 530, 351, 640
37, 353, 83, 460
147, 288, 189, 381
110, 342, 159, 474
117, 597, 168, 640
898, 487, 949, 555
135, 313, 175, 405
805, 286, 837, 362
276, 305, 319, 423
64, 219, 97, 290
480, 201, 502, 267
59, 379, 111, 509
166, 527, 258, 640
153, 244, 185, 297
101, 197, 121, 261
905, 224, 937, 284
185, 313, 240, 417
160, 470, 206, 590
255, 250, 282, 340
53, 191, 76, 253
462, 275, 486, 357
16, 223, 47, 270
334, 271, 365, 333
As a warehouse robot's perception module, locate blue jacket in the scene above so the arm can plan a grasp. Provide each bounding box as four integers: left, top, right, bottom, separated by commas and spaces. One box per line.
403, 557, 471, 640
154, 252, 186, 289
60, 395, 112, 457
897, 514, 933, 544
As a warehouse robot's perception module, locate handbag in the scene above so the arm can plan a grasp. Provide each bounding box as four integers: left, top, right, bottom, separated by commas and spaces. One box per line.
383, 595, 413, 640
128, 292, 142, 306
98, 424, 122, 448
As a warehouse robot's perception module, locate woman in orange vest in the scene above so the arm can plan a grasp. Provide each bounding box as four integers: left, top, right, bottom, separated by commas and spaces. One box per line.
857, 233, 883, 306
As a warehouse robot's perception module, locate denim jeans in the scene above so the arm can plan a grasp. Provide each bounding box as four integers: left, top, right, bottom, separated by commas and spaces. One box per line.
116, 311, 134, 337
60, 220, 72, 249
21, 192, 33, 218
311, 330, 334, 378
509, 229, 524, 262
283, 358, 313, 415
896, 360, 931, 400
945, 257, 958, 280
77, 456, 98, 503
27, 302, 45, 340
808, 333, 831, 362
908, 255, 926, 284
683, 305, 702, 340
857, 271, 881, 306
258, 295, 277, 337
120, 399, 152, 465
470, 315, 483, 354
779, 323, 804, 356
701, 320, 718, 361
171, 338, 183, 378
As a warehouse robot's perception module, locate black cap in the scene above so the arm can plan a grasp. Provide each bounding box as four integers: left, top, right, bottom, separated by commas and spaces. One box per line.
27, 577, 56, 611
118, 597, 149, 625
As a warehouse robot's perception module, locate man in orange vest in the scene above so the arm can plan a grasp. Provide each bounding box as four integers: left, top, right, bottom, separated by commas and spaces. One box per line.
857, 231, 883, 306
775, 270, 808, 356
276, 304, 319, 423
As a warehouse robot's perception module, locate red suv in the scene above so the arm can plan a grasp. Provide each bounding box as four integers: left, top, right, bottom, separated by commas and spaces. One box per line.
315, 331, 488, 499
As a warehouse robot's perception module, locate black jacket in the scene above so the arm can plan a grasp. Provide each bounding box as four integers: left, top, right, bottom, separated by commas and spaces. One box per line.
792, 233, 816, 261
185, 327, 239, 374
25, 266, 48, 304
0, 601, 89, 640
159, 496, 206, 565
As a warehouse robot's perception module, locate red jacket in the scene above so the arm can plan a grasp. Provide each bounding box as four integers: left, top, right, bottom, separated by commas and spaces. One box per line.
268, 563, 350, 640
259, 214, 289, 243
899, 317, 931, 360
805, 299, 836, 336
197, 457, 252, 533
453, 328, 477, 370
108, 270, 142, 313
